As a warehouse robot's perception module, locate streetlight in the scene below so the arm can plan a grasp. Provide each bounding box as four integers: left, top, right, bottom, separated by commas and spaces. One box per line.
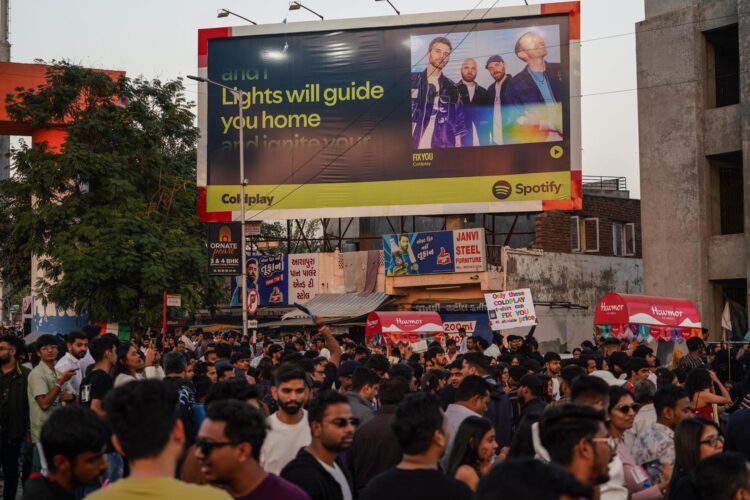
288, 1, 324, 20
217, 8, 258, 25
187, 74, 249, 341
374, 0, 400, 15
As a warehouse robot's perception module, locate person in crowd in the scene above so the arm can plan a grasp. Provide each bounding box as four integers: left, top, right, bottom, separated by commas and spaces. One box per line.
27, 334, 76, 472
281, 390, 355, 500
345, 367, 379, 425
54, 331, 88, 396
195, 399, 309, 499
692, 452, 750, 500
22, 406, 109, 500
89, 379, 230, 499
443, 375, 491, 462
580, 353, 601, 375
162, 351, 197, 447
79, 334, 118, 417
260, 363, 312, 475
608, 351, 630, 381
571, 374, 611, 410
632, 385, 692, 466
347, 377, 409, 495
725, 408, 750, 461
439, 359, 464, 409
113, 343, 162, 387
678, 337, 706, 372
476, 458, 592, 500
461, 352, 512, 447
539, 404, 615, 490
667, 417, 724, 500
517, 374, 547, 422
446, 416, 497, 491
624, 357, 651, 392
685, 367, 732, 420
497, 362, 512, 392
550, 364, 585, 409
336, 361, 360, 394
623, 379, 656, 454
655, 367, 678, 388
543, 352, 562, 400
607, 385, 670, 499
0, 334, 30, 500
444, 339, 459, 364
483, 333, 502, 359
359, 392, 473, 500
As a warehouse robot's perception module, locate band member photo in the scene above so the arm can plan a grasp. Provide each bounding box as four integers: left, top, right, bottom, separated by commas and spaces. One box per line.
457, 58, 491, 147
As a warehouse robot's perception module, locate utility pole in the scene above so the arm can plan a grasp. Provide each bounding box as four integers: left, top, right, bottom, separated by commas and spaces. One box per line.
0, 0, 9, 326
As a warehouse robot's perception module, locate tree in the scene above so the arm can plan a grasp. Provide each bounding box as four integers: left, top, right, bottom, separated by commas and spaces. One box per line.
0, 62, 222, 327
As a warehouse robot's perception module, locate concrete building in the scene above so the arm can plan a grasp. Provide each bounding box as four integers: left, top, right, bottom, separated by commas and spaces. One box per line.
637, 0, 748, 338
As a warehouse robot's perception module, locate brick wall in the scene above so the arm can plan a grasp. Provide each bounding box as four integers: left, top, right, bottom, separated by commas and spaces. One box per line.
533, 194, 642, 258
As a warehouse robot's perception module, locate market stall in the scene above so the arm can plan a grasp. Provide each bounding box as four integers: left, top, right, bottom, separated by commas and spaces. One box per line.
365, 311, 444, 347
594, 293, 703, 342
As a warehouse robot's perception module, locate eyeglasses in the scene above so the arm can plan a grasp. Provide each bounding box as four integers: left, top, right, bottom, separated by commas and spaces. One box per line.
614, 404, 639, 414
327, 417, 360, 428
590, 436, 618, 453
699, 435, 724, 448
195, 439, 240, 456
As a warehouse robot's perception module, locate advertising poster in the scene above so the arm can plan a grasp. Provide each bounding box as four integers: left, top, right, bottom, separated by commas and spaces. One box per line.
288, 253, 320, 303
197, 3, 581, 221
453, 228, 487, 273
384, 229, 486, 276
230, 254, 288, 306
484, 288, 538, 330
207, 222, 242, 276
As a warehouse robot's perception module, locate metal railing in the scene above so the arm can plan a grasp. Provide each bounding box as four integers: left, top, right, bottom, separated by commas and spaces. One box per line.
582, 176, 627, 192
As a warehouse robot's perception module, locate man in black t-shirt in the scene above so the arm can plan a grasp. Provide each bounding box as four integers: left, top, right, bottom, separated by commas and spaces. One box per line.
79, 335, 119, 417
359, 392, 472, 500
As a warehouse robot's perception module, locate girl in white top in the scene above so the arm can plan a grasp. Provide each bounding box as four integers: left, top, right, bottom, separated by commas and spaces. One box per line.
113, 344, 164, 387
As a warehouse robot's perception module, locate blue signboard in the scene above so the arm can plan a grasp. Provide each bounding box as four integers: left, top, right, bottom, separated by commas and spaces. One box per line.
230, 254, 288, 306
384, 231, 456, 276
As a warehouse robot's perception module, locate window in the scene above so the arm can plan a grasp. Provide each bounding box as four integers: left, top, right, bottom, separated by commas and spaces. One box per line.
705, 25, 740, 108
709, 152, 744, 235
623, 223, 636, 256
612, 222, 623, 256
571, 216, 581, 252
583, 218, 599, 253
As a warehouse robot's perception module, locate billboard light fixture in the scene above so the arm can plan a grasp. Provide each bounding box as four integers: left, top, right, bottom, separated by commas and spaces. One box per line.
217, 8, 258, 25
288, 1, 324, 20
374, 0, 400, 15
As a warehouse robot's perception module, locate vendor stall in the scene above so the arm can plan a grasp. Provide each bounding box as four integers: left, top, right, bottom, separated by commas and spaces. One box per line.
365, 311, 444, 347
594, 293, 703, 343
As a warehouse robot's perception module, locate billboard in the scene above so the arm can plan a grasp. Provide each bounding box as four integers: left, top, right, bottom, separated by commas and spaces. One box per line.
230, 253, 320, 306
197, 2, 581, 221
383, 228, 486, 276
207, 222, 242, 275
485, 288, 538, 330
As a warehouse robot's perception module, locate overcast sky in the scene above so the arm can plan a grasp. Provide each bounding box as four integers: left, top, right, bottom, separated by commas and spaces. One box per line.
8, 0, 645, 197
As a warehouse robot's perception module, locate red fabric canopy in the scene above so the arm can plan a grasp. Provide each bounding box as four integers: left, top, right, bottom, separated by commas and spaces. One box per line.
594, 293, 701, 328
366, 312, 444, 345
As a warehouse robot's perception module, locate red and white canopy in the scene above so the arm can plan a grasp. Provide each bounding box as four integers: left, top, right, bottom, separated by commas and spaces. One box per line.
365, 312, 444, 345
594, 293, 701, 328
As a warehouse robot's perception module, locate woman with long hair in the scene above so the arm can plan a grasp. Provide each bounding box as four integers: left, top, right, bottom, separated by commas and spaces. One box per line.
496, 362, 511, 392
113, 344, 144, 387
667, 417, 724, 500
446, 416, 497, 491
608, 386, 671, 499
685, 367, 731, 420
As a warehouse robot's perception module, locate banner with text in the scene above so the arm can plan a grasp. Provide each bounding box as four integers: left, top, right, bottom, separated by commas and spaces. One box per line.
484, 288, 538, 330
230, 253, 321, 306
384, 229, 486, 276
208, 222, 242, 275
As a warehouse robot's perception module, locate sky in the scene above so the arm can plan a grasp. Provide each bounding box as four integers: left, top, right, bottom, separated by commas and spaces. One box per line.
8, 0, 645, 197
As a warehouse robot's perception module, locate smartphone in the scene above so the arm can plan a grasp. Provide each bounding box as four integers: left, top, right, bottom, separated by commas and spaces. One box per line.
641, 459, 664, 484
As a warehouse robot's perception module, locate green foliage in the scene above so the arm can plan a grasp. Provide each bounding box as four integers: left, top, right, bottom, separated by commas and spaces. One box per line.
0, 62, 223, 326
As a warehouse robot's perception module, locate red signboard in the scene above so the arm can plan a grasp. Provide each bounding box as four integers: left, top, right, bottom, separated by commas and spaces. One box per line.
366, 312, 444, 345
594, 293, 701, 328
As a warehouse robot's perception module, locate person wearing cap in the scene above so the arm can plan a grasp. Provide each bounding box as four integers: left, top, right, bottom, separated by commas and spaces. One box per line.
456, 58, 491, 146
411, 36, 467, 149
504, 31, 564, 142
485, 54, 512, 145
517, 374, 547, 423
337, 360, 360, 393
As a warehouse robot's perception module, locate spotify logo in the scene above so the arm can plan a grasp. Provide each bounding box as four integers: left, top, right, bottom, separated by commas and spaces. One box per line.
492, 180, 512, 200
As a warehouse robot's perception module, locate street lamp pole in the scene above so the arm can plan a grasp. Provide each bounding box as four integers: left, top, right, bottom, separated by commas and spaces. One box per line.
187, 75, 248, 341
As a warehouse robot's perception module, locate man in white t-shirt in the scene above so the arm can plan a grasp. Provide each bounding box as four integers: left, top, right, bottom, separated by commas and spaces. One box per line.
260, 364, 312, 475
281, 390, 355, 500
54, 331, 89, 395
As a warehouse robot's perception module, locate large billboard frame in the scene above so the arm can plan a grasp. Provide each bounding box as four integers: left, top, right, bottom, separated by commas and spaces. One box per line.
196, 2, 581, 222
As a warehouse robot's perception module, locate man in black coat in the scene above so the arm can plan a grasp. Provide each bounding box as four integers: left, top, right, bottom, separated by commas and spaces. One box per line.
281, 390, 355, 500
456, 58, 491, 146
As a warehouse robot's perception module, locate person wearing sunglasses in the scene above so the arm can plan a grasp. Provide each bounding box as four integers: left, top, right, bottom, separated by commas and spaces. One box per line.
195, 400, 309, 499
607, 385, 671, 499
281, 390, 356, 500
667, 417, 724, 500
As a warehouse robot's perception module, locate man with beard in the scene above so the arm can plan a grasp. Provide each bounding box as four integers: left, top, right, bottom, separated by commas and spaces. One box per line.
55, 331, 88, 395
0, 335, 30, 500
281, 390, 355, 500
456, 58, 491, 146
79, 334, 119, 417
485, 54, 512, 145
231, 258, 259, 306
259, 363, 312, 475
539, 404, 614, 491
195, 400, 309, 499
411, 36, 467, 149
544, 352, 562, 401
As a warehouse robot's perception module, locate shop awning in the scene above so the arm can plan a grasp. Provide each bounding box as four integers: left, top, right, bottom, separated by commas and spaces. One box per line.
261, 293, 393, 329
594, 293, 702, 342
366, 311, 444, 345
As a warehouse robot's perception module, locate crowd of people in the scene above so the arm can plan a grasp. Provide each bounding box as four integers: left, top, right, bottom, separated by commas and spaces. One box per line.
1, 322, 750, 500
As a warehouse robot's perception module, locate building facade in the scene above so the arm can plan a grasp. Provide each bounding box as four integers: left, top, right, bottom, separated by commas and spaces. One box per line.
637, 0, 749, 338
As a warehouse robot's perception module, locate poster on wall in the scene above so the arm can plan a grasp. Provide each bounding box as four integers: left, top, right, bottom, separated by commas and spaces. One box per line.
484, 288, 538, 330
230, 254, 288, 306
288, 254, 320, 303
383, 229, 486, 276
197, 3, 581, 221
207, 222, 242, 276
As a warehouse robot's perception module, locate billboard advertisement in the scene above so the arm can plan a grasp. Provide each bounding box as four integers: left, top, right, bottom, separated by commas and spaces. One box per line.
230, 253, 321, 306
207, 222, 242, 276
383, 228, 486, 276
197, 3, 581, 221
